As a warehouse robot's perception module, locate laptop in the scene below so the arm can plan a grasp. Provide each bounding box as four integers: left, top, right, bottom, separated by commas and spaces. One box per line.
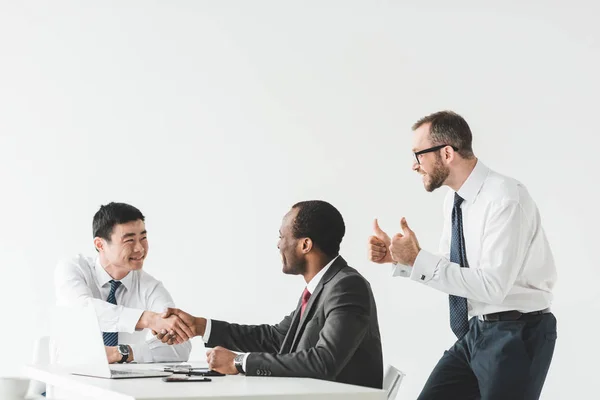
51, 305, 173, 379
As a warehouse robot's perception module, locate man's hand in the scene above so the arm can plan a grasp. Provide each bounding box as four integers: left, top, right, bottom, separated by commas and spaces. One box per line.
206, 346, 238, 375
389, 218, 421, 266
152, 308, 206, 345
104, 345, 133, 364
105, 346, 120, 364
368, 219, 394, 264
104, 346, 134, 363
139, 310, 194, 344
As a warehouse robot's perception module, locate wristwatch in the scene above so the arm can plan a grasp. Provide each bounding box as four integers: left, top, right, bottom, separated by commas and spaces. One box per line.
233, 353, 245, 374
117, 344, 130, 363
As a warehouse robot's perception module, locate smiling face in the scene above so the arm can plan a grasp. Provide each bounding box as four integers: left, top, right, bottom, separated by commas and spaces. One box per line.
412, 122, 451, 192
277, 208, 308, 276
95, 219, 148, 272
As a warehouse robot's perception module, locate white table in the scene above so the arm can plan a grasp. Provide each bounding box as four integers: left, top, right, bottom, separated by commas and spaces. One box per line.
24, 363, 386, 400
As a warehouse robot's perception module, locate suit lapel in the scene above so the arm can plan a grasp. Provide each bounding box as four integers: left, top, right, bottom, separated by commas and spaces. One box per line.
289, 256, 347, 350
279, 298, 302, 353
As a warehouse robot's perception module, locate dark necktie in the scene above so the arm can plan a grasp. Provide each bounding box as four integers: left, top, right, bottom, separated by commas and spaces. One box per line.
300, 288, 311, 318
102, 280, 122, 346
449, 193, 470, 339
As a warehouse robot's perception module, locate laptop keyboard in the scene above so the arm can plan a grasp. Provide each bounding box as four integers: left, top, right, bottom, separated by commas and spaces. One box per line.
110, 369, 140, 376
109, 368, 169, 378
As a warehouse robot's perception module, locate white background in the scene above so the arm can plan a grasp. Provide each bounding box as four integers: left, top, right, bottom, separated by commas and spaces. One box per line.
1, 1, 599, 398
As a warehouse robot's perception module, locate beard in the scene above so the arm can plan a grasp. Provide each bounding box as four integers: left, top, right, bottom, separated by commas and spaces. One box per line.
424, 155, 450, 192
283, 253, 307, 275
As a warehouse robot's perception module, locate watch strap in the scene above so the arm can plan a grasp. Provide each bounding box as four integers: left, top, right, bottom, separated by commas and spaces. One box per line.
234, 353, 245, 374
118, 345, 129, 363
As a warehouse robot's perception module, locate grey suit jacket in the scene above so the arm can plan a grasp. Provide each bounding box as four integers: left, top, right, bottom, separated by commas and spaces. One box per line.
207, 256, 383, 389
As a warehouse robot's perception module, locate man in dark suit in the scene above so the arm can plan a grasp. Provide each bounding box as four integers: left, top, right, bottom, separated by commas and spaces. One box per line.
156, 200, 383, 389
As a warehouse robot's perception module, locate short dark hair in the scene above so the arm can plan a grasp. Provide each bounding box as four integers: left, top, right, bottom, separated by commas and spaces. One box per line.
412, 110, 475, 159
291, 200, 345, 258
93, 202, 145, 241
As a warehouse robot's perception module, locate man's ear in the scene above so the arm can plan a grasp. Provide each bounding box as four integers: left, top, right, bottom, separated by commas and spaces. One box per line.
301, 238, 313, 254
93, 237, 104, 252
443, 145, 456, 164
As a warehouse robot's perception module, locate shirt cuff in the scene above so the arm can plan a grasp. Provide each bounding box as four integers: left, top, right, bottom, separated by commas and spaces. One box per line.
410, 249, 441, 283
120, 307, 145, 333
202, 319, 212, 343
391, 263, 412, 278
129, 342, 152, 363
242, 353, 250, 374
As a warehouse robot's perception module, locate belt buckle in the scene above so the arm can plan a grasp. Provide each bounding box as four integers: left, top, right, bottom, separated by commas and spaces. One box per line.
508, 310, 524, 320
484, 313, 500, 322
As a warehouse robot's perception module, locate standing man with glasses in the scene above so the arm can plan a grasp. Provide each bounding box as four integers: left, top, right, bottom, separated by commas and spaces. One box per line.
368, 111, 557, 399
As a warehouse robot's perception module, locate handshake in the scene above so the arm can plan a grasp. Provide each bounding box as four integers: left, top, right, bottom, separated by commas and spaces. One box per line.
140, 308, 205, 345
141, 308, 239, 374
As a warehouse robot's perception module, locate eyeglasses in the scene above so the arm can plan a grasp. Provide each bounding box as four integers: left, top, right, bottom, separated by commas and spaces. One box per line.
413, 144, 458, 165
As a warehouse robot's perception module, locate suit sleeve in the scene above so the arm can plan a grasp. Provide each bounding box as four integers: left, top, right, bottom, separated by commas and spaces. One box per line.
245, 275, 371, 379
206, 311, 294, 353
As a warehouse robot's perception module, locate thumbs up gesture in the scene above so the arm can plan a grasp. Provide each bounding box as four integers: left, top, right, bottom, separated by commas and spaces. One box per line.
389, 218, 421, 266
368, 219, 394, 264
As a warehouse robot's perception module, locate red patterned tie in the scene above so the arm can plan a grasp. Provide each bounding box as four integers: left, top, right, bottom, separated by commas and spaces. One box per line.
300, 288, 311, 318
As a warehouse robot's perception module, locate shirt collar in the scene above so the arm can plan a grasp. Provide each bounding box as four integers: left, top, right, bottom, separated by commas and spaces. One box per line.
306, 255, 339, 294
94, 257, 133, 290
456, 160, 489, 204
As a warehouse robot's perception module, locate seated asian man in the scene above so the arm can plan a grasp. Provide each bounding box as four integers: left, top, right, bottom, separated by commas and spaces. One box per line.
155, 200, 383, 389
54, 202, 192, 364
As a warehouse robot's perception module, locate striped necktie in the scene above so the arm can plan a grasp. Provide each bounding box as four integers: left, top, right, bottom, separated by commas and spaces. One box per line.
102, 280, 122, 346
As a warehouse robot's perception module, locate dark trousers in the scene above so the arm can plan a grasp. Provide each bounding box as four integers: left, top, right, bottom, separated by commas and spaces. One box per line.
418, 313, 557, 400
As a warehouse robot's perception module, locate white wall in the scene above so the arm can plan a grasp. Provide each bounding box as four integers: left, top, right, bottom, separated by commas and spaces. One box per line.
1, 1, 598, 398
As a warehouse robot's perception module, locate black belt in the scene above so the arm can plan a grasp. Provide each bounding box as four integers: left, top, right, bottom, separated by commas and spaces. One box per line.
481, 308, 551, 322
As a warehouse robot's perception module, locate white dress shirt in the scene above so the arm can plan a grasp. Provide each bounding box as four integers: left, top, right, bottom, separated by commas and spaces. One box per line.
204, 255, 340, 372
392, 161, 557, 317
55, 254, 192, 363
